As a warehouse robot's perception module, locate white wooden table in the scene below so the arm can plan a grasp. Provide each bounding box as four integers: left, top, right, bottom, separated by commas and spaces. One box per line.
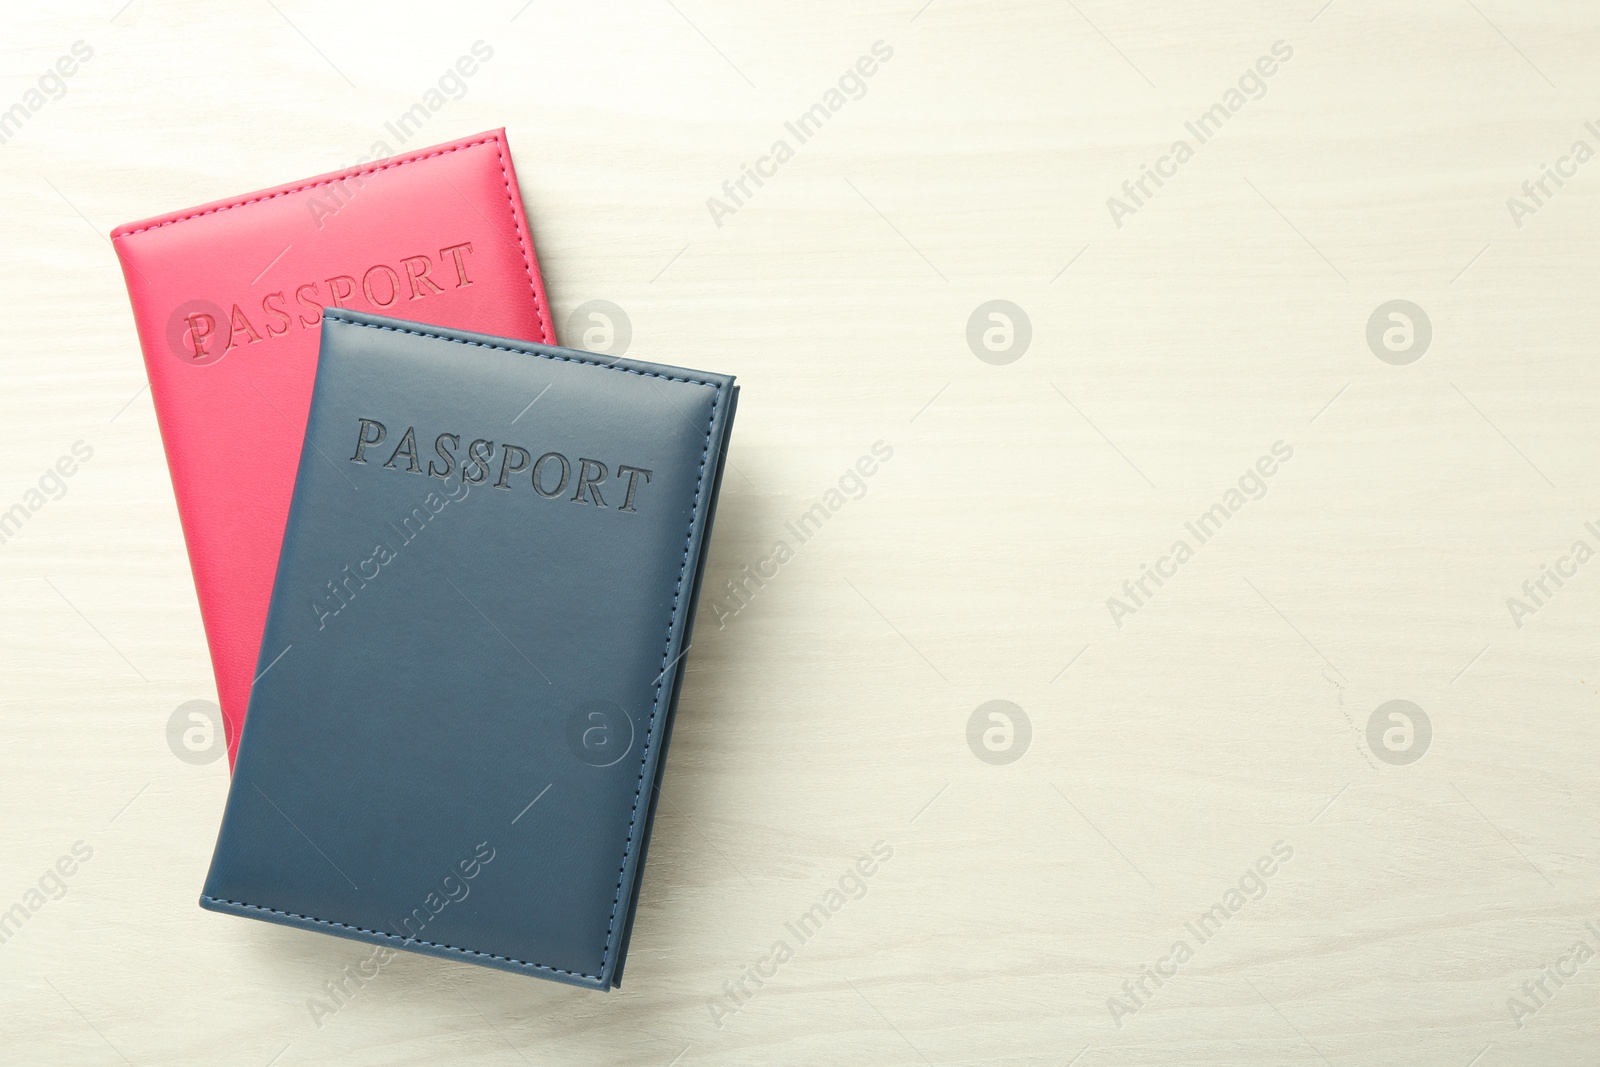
2, 1, 1598, 1063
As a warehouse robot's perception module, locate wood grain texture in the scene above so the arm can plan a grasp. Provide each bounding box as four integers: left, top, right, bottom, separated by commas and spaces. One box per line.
2, 1, 1598, 1063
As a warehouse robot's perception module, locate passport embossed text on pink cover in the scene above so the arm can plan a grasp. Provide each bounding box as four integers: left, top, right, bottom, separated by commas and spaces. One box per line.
111, 129, 555, 766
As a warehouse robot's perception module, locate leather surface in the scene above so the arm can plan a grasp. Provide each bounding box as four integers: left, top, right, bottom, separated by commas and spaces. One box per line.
200, 310, 737, 989
110, 130, 555, 766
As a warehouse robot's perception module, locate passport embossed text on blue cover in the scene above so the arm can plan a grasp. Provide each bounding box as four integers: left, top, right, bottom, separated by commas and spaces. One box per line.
200, 309, 738, 989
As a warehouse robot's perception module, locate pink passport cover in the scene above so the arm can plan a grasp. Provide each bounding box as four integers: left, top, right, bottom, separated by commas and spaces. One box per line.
112, 130, 555, 766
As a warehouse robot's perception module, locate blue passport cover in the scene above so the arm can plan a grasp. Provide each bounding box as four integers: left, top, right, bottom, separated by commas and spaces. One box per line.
200, 309, 737, 989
